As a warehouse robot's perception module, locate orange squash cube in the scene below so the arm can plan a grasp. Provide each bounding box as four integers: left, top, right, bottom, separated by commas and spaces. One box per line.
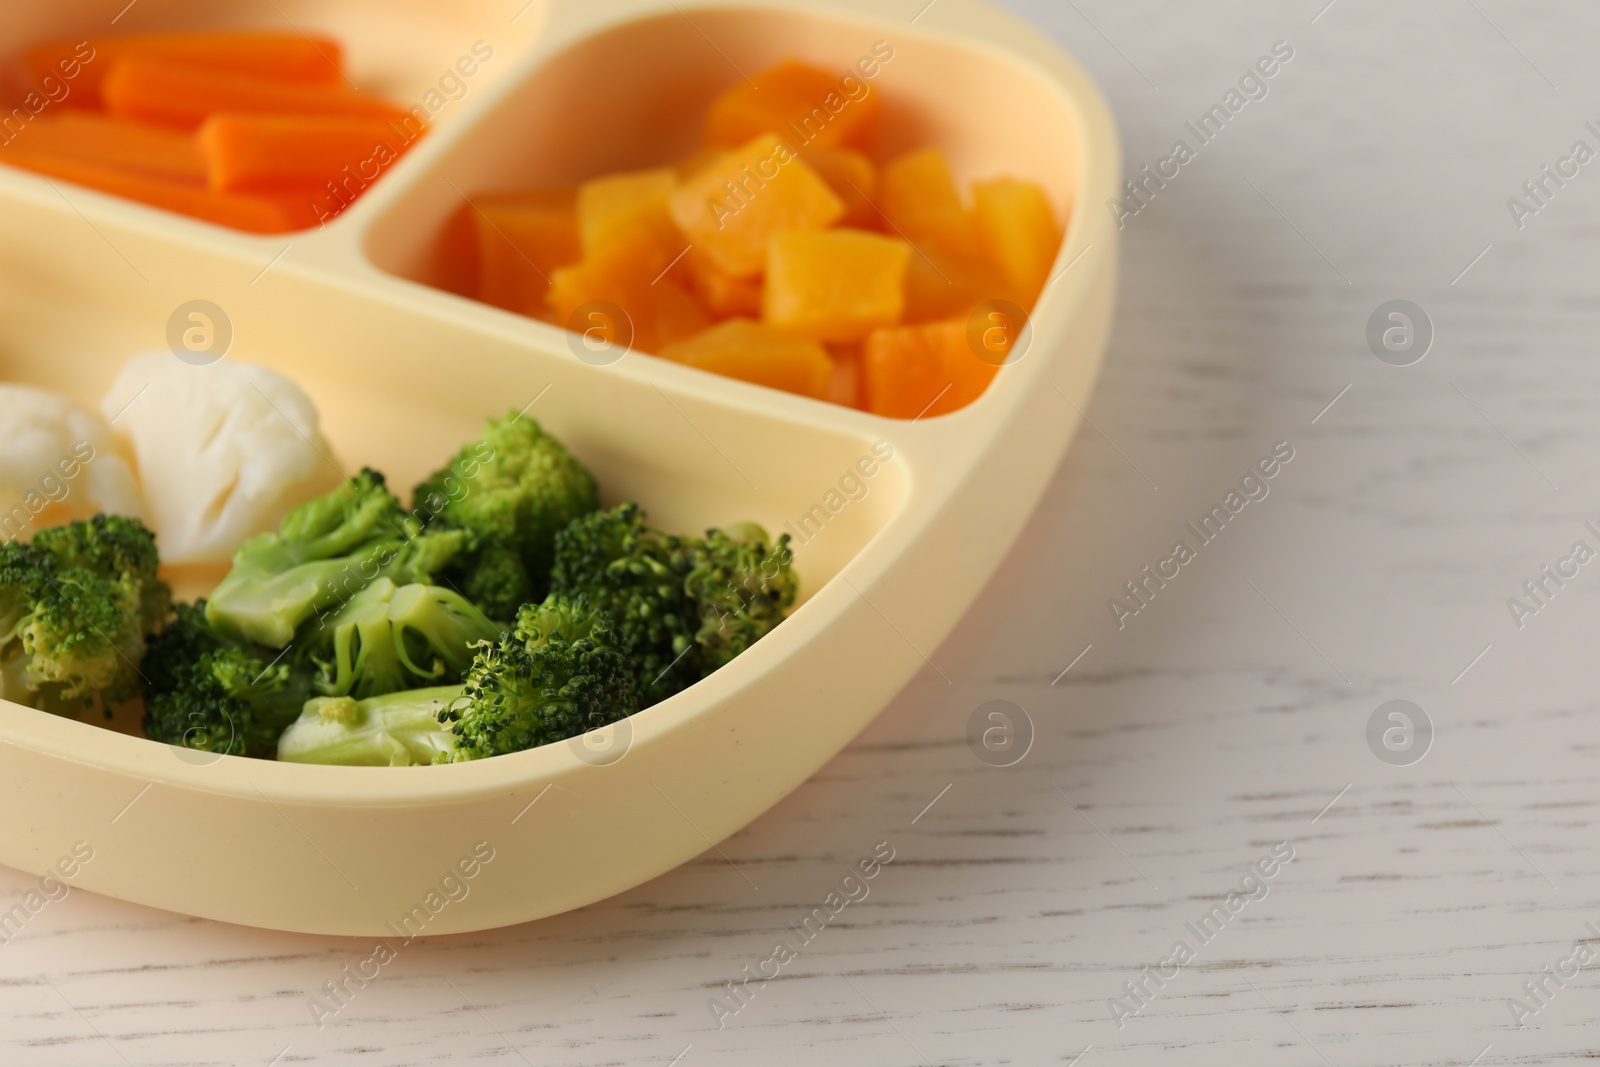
901, 239, 1032, 323
675, 147, 729, 181
973, 178, 1060, 305
659, 319, 832, 399
764, 229, 911, 342
469, 189, 580, 316
547, 228, 708, 353
648, 282, 714, 351
687, 249, 763, 318
862, 318, 1000, 419
576, 166, 680, 258
826, 344, 863, 408
669, 133, 844, 278
703, 60, 880, 151
880, 148, 978, 259
800, 147, 880, 229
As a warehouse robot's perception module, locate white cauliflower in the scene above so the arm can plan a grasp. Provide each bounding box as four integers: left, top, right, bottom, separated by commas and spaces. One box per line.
100, 353, 342, 565
0, 385, 146, 542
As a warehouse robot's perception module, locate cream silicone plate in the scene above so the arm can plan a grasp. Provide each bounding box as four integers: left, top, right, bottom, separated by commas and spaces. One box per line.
0, 0, 1118, 935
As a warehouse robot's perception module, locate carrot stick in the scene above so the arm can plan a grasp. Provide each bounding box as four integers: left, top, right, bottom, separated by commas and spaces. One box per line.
256, 187, 347, 230
19, 33, 343, 109
197, 114, 416, 192
0, 151, 313, 233
103, 59, 406, 129
0, 111, 204, 184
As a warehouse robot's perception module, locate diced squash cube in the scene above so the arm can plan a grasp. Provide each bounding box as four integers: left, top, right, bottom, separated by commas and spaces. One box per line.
648, 283, 714, 351
880, 148, 978, 258
670, 133, 844, 278
659, 319, 832, 399
471, 189, 580, 316
862, 318, 1000, 419
675, 147, 729, 181
576, 167, 679, 257
703, 60, 880, 151
973, 178, 1060, 305
800, 147, 879, 229
687, 249, 763, 318
826, 344, 863, 409
764, 229, 911, 342
902, 244, 1018, 323
547, 228, 708, 353
436, 204, 483, 299
881, 148, 963, 226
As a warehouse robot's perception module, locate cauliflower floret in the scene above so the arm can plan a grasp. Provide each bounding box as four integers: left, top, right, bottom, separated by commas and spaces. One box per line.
0, 385, 145, 542
100, 353, 342, 565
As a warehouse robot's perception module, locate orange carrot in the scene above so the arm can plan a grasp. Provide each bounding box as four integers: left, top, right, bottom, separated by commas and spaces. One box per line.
103, 59, 407, 129
0, 111, 204, 184
0, 151, 314, 233
19, 33, 343, 109
258, 187, 347, 231
198, 114, 415, 192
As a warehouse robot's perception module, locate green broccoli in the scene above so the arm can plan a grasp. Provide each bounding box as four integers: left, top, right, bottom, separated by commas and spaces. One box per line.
0, 515, 170, 714
305, 577, 500, 700
276, 594, 636, 766
442, 595, 637, 761
206, 469, 467, 648
413, 413, 599, 622
549, 504, 798, 705
684, 522, 797, 673
142, 601, 315, 758
548, 503, 697, 705
33, 514, 170, 634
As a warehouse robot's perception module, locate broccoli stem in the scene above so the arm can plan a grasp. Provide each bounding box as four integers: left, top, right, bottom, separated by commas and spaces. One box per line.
308, 578, 500, 699
276, 594, 638, 765
204, 469, 469, 648
276, 689, 460, 767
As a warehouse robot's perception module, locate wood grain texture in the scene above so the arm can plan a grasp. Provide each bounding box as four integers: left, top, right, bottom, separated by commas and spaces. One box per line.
6, 0, 1600, 1063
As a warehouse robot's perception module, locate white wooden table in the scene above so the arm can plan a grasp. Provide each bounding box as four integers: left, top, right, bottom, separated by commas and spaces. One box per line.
9, 1, 1600, 1063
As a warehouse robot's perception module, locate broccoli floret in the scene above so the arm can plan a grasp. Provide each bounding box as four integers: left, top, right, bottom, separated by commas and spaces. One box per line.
439, 595, 637, 761
549, 505, 798, 704
33, 513, 169, 633
206, 469, 466, 647
0, 543, 41, 638
684, 523, 797, 673
142, 601, 315, 757
0, 516, 170, 713
414, 414, 599, 621
276, 594, 636, 765
448, 543, 532, 625
548, 503, 698, 705
6, 564, 138, 710
511, 595, 612, 647
305, 577, 500, 700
